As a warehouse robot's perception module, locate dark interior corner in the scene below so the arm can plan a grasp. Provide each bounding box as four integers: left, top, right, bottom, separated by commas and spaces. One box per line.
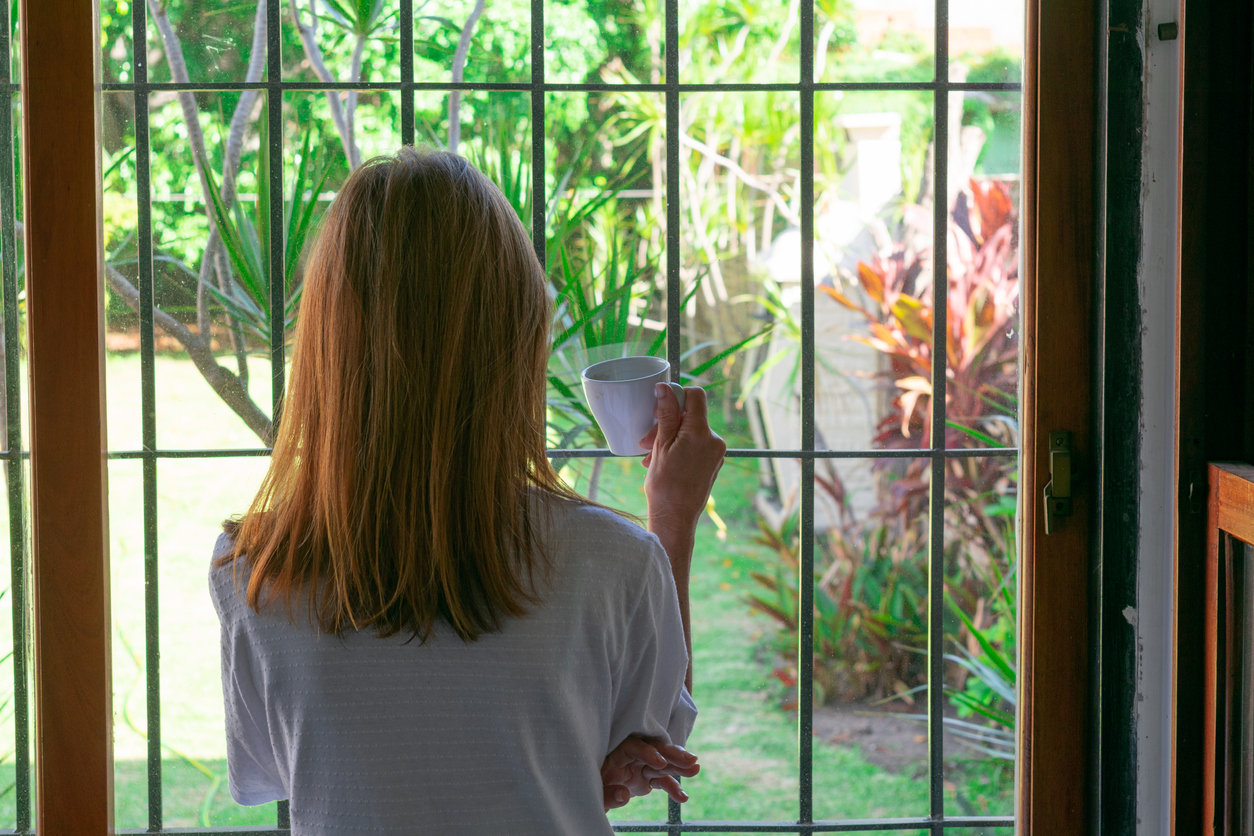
1175, 0, 1254, 829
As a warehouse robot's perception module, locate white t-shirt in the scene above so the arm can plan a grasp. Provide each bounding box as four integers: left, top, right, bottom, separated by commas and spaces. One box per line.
209, 498, 697, 835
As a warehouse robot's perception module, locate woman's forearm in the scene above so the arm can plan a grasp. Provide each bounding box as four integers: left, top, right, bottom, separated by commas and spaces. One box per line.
641, 385, 725, 695
649, 520, 695, 692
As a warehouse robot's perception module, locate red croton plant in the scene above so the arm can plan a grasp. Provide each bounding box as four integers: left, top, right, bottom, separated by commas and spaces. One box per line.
823, 177, 1020, 456
822, 178, 1020, 555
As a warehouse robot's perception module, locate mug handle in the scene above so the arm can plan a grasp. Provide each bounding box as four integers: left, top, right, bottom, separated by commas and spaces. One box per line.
664, 381, 687, 412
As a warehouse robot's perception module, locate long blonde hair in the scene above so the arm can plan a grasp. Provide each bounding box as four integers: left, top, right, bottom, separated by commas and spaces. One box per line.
225, 147, 580, 642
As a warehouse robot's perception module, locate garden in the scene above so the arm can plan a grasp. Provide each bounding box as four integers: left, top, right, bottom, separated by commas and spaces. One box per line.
2, 0, 1019, 829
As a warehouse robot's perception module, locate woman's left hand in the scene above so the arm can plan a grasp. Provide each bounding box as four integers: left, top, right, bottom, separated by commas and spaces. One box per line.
601, 735, 700, 811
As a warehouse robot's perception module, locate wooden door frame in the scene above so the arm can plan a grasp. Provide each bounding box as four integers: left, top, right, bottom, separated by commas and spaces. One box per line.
14, 0, 1100, 829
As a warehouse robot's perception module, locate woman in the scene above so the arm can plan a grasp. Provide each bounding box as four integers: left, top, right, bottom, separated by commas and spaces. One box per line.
211, 147, 726, 834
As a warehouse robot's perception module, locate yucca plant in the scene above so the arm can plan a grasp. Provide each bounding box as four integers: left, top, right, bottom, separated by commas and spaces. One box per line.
465, 98, 532, 227
199, 126, 331, 349
543, 125, 773, 496
319, 0, 392, 37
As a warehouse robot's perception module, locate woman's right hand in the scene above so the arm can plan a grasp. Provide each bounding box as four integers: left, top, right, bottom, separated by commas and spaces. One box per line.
601, 735, 700, 811
639, 385, 726, 538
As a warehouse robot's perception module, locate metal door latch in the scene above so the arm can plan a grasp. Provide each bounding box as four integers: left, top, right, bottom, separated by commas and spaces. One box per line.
1043, 430, 1072, 535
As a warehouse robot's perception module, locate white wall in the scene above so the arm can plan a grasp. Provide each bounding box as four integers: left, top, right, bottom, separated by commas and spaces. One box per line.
1134, 0, 1184, 830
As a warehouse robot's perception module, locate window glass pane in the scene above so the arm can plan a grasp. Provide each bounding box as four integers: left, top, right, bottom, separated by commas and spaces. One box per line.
676, 506, 799, 822
147, 89, 274, 449
145, 1, 266, 84
679, 91, 801, 460
943, 461, 1016, 817
414, 89, 531, 179
287, 90, 401, 181
545, 91, 666, 463
815, 0, 934, 83
0, 80, 26, 828
416, 0, 531, 82
944, 91, 1019, 450
101, 0, 134, 84
158, 458, 271, 826
104, 92, 143, 452
810, 456, 930, 819
109, 459, 149, 829
812, 91, 934, 457
545, 0, 662, 84
948, 0, 1023, 83
0, 460, 18, 828
681, 0, 799, 83
286, 0, 402, 83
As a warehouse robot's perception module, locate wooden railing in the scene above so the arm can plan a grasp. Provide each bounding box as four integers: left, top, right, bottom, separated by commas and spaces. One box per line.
1203, 462, 1254, 834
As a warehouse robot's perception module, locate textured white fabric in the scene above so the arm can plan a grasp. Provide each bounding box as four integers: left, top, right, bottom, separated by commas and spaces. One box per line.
209, 499, 697, 835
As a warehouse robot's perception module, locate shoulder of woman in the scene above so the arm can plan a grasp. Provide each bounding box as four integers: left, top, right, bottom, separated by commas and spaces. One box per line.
548, 501, 656, 546
208, 531, 250, 610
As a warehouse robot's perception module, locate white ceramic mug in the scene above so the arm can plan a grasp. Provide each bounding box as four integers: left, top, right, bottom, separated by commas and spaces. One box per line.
581, 356, 687, 456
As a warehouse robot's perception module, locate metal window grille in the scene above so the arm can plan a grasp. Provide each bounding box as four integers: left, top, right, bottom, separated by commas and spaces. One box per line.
0, 0, 1022, 831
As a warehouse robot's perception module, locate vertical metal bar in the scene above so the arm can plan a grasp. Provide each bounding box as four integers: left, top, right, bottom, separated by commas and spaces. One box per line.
798, 0, 815, 823
664, 0, 679, 383
530, 0, 545, 267
664, 0, 681, 829
929, 0, 949, 826
0, 0, 26, 826
132, 1, 163, 828
266, 5, 289, 829
400, 0, 414, 146
267, 0, 285, 431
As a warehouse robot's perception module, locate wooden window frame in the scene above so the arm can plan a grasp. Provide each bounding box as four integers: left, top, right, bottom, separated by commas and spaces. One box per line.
1019, 0, 1098, 829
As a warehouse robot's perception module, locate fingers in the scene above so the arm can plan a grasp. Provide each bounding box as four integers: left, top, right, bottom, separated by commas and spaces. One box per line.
680, 386, 708, 427
638, 424, 659, 452
649, 775, 690, 804
612, 736, 668, 770
654, 742, 698, 767
653, 383, 683, 448
603, 784, 630, 811
642, 759, 700, 780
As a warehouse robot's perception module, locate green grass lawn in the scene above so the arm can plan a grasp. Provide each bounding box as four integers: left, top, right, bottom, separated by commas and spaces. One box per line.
0, 354, 1007, 829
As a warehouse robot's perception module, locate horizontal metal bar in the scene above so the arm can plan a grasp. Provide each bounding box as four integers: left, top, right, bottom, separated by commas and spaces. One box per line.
548, 447, 1018, 459
114, 829, 289, 835
718, 447, 1018, 459
98, 818, 1015, 836
105, 448, 274, 459
0, 446, 1019, 461
100, 80, 1021, 94
610, 817, 1016, 832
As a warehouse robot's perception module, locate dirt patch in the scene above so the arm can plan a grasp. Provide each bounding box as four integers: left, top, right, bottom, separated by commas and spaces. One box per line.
810, 703, 989, 774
